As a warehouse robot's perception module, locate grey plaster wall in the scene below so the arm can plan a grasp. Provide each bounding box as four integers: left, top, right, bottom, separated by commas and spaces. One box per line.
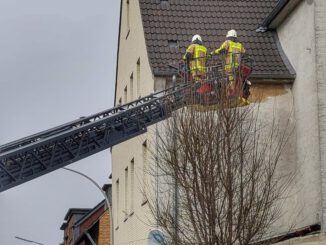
251, 84, 297, 235
277, 0, 320, 228
315, 0, 326, 231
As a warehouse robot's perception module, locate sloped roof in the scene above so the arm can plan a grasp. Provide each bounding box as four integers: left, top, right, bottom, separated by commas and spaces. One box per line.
74, 200, 106, 227
139, 0, 295, 81
63, 208, 91, 221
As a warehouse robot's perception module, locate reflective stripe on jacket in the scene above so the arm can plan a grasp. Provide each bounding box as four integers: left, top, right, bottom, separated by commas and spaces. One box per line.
214, 40, 245, 71
184, 44, 207, 75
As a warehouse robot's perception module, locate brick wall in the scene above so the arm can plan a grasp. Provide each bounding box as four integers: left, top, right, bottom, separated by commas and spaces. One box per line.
66, 216, 75, 245
98, 210, 110, 245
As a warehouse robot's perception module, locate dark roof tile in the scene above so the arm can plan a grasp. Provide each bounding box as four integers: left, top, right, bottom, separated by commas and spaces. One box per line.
139, 0, 294, 80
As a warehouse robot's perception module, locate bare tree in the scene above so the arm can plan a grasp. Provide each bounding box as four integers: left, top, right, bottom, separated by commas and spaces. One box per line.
145, 87, 295, 245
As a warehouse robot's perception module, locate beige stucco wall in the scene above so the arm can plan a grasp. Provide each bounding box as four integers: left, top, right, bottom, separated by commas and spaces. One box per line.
115, 1, 154, 104
276, 0, 321, 230
112, 0, 157, 244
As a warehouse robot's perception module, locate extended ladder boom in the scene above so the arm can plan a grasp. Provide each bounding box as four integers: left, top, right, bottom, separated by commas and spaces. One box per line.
0, 56, 254, 192
0, 83, 189, 192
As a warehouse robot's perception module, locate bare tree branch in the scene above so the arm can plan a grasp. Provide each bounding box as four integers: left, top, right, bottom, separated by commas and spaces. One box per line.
145, 87, 295, 245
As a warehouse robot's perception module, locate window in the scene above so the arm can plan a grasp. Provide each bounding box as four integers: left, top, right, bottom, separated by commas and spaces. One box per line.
116, 179, 120, 226
168, 40, 178, 48
126, 0, 130, 39
137, 58, 141, 98
160, 0, 169, 8
124, 85, 128, 103
118, 97, 122, 105
130, 73, 134, 101
130, 158, 135, 213
142, 140, 148, 204
124, 167, 129, 219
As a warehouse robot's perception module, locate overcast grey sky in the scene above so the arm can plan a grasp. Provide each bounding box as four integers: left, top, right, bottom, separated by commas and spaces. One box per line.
0, 1, 120, 244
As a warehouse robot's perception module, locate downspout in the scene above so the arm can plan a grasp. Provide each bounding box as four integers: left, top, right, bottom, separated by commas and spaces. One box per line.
315, 0, 326, 232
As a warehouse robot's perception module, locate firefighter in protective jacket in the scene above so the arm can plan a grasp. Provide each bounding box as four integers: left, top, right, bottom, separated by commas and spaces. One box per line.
212, 29, 245, 81
211, 29, 249, 104
183, 34, 207, 82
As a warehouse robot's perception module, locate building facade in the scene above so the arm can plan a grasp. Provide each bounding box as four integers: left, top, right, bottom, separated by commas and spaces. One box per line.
60, 202, 111, 245
60, 208, 91, 245
112, 1, 156, 244
113, 0, 326, 244
60, 184, 112, 245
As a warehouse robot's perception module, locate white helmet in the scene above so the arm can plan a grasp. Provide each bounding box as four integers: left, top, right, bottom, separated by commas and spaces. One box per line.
226, 29, 237, 38
192, 34, 202, 43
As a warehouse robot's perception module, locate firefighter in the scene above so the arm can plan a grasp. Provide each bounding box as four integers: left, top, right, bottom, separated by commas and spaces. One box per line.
183, 34, 207, 82
211, 30, 249, 104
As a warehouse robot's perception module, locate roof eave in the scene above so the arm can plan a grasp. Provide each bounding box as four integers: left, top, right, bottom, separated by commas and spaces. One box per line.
250, 74, 295, 84
152, 72, 295, 84
73, 200, 106, 227
60, 222, 67, 230
257, 0, 303, 32
64, 208, 91, 221
269, 0, 303, 29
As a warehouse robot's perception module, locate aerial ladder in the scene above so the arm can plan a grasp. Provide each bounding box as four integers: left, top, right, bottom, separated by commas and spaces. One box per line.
0, 55, 253, 192
0, 83, 192, 192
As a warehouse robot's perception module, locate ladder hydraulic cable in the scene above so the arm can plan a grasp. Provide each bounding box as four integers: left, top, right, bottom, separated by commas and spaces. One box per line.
0, 82, 191, 192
